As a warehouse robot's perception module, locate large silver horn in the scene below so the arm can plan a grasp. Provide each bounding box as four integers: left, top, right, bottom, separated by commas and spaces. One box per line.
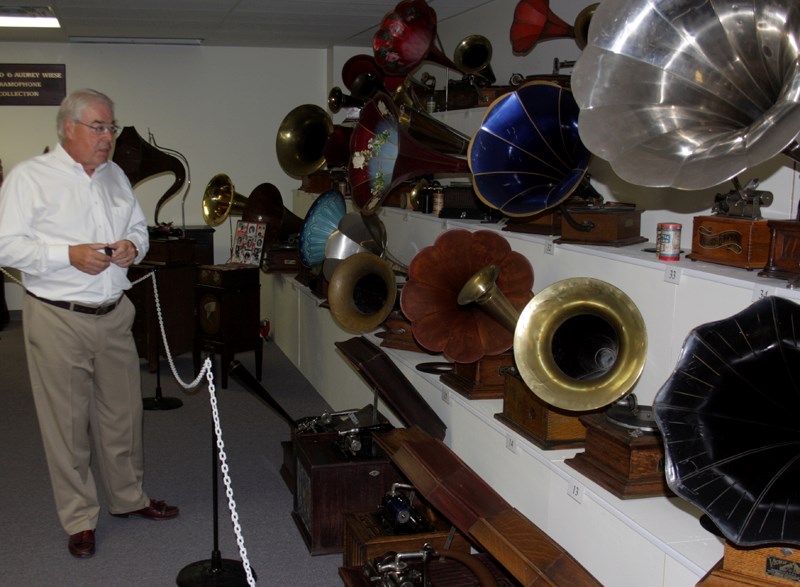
571, 0, 800, 195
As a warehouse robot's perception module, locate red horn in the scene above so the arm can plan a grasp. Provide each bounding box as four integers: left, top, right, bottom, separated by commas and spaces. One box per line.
347, 93, 470, 214
510, 0, 574, 54
373, 0, 465, 76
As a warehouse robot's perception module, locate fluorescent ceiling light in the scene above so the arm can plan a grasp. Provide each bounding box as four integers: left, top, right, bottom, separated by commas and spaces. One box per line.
69, 37, 203, 46
0, 6, 60, 28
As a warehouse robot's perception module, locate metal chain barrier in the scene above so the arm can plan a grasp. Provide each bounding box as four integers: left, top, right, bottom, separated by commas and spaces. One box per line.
5, 267, 256, 585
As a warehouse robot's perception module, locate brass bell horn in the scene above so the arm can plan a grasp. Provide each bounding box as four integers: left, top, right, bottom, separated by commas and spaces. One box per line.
202, 173, 248, 227
459, 265, 647, 412
276, 104, 334, 178
454, 34, 496, 86
328, 86, 365, 114
327, 252, 398, 333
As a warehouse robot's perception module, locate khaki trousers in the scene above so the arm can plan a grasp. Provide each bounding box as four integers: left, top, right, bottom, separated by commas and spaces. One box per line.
23, 295, 149, 535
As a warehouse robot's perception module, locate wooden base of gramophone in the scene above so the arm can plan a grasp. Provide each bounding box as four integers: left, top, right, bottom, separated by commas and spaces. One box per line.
758, 219, 800, 281
440, 353, 512, 400
565, 413, 671, 499
503, 208, 563, 236
698, 542, 800, 586
375, 311, 430, 354
555, 205, 647, 247
494, 372, 590, 450
687, 215, 771, 270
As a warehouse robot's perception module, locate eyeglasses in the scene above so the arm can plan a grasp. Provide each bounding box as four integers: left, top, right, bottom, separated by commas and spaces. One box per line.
74, 120, 120, 136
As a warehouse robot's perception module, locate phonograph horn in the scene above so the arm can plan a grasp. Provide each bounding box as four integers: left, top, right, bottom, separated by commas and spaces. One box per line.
202, 173, 247, 227
393, 78, 471, 155
571, 0, 800, 195
348, 92, 470, 214
327, 252, 398, 333
454, 34, 496, 85
328, 86, 365, 114
373, 0, 467, 77
459, 265, 647, 412
276, 104, 334, 178
468, 81, 594, 217
510, 0, 572, 54
243, 182, 304, 247
112, 126, 187, 226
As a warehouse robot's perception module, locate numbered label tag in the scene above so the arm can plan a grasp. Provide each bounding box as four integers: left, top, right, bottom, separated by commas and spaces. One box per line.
664, 266, 682, 285
752, 284, 775, 302
544, 241, 555, 256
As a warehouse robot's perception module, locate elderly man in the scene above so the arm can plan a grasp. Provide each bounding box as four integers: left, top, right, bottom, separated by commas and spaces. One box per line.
0, 88, 178, 558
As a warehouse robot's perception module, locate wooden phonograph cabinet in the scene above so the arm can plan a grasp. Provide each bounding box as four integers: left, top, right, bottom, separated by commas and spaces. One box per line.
291, 336, 448, 556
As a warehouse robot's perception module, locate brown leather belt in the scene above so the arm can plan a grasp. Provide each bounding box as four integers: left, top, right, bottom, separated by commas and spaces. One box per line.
27, 291, 121, 316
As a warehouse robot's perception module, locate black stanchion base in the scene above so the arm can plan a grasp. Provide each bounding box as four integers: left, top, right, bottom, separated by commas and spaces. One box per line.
143, 395, 183, 411
176, 558, 253, 587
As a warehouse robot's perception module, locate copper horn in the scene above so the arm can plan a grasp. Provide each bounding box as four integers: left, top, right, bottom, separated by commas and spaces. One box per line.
510, 0, 598, 54
458, 265, 647, 412
373, 0, 467, 77
112, 126, 187, 226
327, 252, 398, 334
453, 34, 496, 85
348, 92, 470, 215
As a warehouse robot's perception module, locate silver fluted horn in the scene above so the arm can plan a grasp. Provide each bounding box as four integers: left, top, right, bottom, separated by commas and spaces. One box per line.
572, 0, 800, 192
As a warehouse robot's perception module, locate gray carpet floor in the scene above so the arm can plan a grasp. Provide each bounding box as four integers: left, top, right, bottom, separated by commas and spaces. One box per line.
0, 316, 344, 586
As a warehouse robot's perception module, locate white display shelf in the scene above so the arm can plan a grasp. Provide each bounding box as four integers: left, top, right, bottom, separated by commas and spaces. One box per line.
260, 192, 800, 586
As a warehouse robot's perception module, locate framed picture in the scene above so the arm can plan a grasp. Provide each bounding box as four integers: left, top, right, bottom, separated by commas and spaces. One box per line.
231, 220, 267, 266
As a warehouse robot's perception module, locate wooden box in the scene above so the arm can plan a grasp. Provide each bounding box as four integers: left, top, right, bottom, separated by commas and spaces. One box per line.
342, 509, 471, 568
565, 413, 671, 499
440, 353, 512, 400
687, 215, 771, 270
494, 371, 590, 450
759, 219, 800, 280
263, 246, 301, 273
699, 542, 800, 586
145, 236, 196, 264
556, 206, 646, 247
292, 434, 405, 555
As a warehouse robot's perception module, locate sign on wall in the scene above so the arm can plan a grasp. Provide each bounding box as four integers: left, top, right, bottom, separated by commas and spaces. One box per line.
0, 64, 66, 106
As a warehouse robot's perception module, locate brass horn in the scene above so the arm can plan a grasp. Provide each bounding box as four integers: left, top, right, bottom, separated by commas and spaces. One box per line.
454, 34, 496, 86
202, 173, 247, 227
393, 78, 471, 155
112, 126, 187, 226
327, 252, 398, 333
276, 104, 334, 178
459, 265, 647, 412
328, 86, 365, 114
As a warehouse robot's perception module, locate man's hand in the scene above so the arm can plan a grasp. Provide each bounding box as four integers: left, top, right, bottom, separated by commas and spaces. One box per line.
107, 239, 139, 268
69, 244, 113, 275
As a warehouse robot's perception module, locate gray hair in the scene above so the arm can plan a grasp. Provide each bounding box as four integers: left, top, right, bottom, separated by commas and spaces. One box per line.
56, 88, 115, 144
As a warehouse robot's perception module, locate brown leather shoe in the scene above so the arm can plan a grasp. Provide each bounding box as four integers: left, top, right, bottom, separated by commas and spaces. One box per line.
111, 499, 179, 520
68, 529, 95, 558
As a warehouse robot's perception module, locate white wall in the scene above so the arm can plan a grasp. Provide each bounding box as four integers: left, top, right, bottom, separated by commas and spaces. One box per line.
0, 41, 330, 309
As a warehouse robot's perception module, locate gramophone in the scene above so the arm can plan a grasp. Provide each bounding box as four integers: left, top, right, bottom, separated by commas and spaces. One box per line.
399, 228, 533, 400
572, 0, 800, 280
296, 189, 346, 295
469, 80, 645, 245
654, 296, 800, 586
112, 127, 194, 264
510, 0, 598, 54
